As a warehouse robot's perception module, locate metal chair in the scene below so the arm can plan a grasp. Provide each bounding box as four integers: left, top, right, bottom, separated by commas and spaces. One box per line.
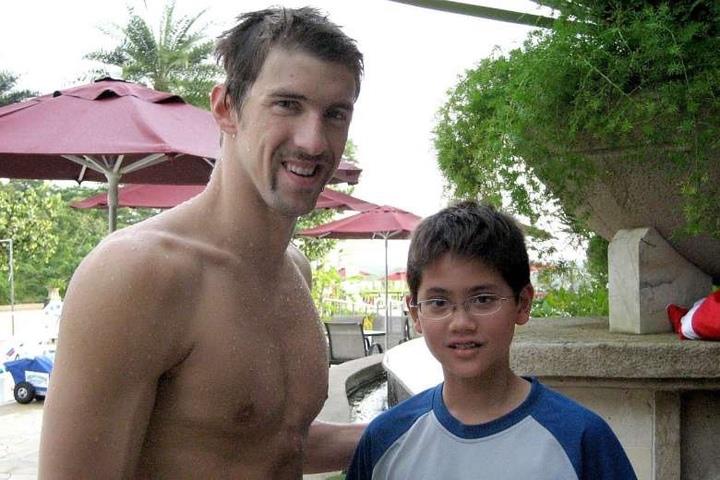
382, 315, 411, 347
325, 320, 383, 365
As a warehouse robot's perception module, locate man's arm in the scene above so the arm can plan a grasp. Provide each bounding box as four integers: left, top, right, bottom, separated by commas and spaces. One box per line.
38, 237, 189, 479
304, 420, 366, 473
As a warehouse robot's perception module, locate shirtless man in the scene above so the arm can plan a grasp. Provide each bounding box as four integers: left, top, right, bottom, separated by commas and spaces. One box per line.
39, 7, 364, 479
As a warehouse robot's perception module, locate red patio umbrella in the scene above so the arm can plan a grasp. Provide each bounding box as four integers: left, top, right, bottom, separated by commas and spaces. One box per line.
0, 78, 218, 231
71, 184, 377, 211
297, 205, 422, 347
0, 77, 362, 232
333, 160, 362, 185
311, 187, 376, 211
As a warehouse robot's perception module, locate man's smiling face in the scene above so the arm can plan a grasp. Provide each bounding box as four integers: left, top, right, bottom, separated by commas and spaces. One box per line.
232, 47, 357, 217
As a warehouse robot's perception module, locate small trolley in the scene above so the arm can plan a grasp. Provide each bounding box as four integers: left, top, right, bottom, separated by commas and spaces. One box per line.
3, 355, 54, 404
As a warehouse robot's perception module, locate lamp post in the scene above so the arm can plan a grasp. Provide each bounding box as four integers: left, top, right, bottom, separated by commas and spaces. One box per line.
0, 239, 14, 336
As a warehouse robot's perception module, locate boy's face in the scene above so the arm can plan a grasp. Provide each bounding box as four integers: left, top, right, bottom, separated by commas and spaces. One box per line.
408, 253, 533, 384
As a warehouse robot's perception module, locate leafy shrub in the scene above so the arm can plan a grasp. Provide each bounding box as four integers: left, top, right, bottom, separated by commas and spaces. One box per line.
532, 283, 609, 317
435, 1, 720, 237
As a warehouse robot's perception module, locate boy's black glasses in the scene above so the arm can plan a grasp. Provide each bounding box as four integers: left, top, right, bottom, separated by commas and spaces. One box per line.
410, 294, 512, 320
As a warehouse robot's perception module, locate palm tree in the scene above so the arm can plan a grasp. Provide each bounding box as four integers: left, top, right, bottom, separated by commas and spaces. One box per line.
0, 71, 37, 107
86, 1, 221, 109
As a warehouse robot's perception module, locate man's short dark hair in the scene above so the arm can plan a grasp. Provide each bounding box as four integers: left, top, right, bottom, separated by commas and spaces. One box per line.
215, 7, 364, 113
407, 201, 530, 301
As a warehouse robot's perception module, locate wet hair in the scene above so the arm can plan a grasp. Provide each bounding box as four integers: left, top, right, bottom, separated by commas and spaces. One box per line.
215, 7, 364, 113
407, 201, 530, 301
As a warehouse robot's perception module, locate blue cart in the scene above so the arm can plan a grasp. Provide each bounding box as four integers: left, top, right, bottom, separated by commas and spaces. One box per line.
3, 355, 54, 404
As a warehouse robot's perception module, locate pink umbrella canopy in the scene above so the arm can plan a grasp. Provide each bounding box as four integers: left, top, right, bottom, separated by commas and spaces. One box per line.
0, 78, 219, 184
71, 184, 377, 211
313, 188, 377, 211
297, 205, 422, 347
297, 205, 421, 240
0, 77, 362, 231
0, 78, 218, 231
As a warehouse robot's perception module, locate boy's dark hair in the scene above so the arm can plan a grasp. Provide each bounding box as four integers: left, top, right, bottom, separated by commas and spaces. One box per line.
215, 7, 364, 113
407, 201, 530, 301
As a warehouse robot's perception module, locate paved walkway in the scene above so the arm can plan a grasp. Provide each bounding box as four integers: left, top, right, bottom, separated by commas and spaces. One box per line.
0, 400, 43, 479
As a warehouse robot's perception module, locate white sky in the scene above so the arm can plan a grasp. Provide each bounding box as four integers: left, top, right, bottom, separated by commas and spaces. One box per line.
1, 0, 576, 274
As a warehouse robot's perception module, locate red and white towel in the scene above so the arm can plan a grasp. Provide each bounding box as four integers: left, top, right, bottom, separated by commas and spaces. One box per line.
667, 290, 720, 340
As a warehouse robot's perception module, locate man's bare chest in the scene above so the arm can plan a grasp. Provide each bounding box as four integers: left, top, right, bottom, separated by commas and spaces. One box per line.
152, 271, 329, 437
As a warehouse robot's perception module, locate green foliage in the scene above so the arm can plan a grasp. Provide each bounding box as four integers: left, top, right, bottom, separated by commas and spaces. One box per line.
435, 1, 720, 238
532, 284, 609, 317
532, 261, 608, 317
0, 181, 62, 302
585, 235, 609, 284
0, 71, 37, 107
295, 208, 338, 263
0, 181, 157, 303
85, 0, 221, 109
310, 264, 347, 320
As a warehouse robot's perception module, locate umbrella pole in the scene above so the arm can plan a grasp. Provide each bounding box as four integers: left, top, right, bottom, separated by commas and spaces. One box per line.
0, 239, 14, 336
384, 235, 389, 351
106, 172, 120, 233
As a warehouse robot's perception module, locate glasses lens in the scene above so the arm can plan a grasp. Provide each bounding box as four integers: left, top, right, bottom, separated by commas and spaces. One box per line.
467, 294, 502, 316
419, 299, 451, 319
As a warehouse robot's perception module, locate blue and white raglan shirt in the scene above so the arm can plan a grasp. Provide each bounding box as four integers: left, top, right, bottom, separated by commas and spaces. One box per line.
346, 378, 636, 480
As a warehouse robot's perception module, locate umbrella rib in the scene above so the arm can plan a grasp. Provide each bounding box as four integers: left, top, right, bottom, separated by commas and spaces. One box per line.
87, 155, 108, 170
62, 154, 111, 176
120, 153, 166, 175
113, 155, 125, 173
77, 165, 87, 183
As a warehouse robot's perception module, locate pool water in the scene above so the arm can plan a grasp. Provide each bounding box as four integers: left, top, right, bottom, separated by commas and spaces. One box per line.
349, 377, 388, 423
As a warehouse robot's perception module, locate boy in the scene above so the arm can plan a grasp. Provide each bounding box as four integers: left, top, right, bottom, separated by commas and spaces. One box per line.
346, 201, 636, 479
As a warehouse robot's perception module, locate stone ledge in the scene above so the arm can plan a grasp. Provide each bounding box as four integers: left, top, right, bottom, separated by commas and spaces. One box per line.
512, 317, 720, 379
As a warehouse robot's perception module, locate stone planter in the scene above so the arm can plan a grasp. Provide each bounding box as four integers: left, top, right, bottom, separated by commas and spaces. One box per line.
553, 145, 720, 279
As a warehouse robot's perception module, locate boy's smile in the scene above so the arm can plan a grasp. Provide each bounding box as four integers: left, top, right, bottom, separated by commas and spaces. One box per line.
409, 253, 533, 384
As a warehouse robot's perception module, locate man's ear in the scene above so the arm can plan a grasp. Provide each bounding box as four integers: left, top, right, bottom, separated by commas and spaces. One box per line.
406, 295, 423, 334
210, 84, 238, 136
515, 284, 535, 326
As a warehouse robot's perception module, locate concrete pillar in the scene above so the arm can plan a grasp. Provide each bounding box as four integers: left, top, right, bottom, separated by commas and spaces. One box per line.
653, 391, 681, 480
608, 227, 712, 333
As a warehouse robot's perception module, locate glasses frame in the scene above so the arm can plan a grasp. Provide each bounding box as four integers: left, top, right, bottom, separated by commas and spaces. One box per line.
409, 293, 514, 321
